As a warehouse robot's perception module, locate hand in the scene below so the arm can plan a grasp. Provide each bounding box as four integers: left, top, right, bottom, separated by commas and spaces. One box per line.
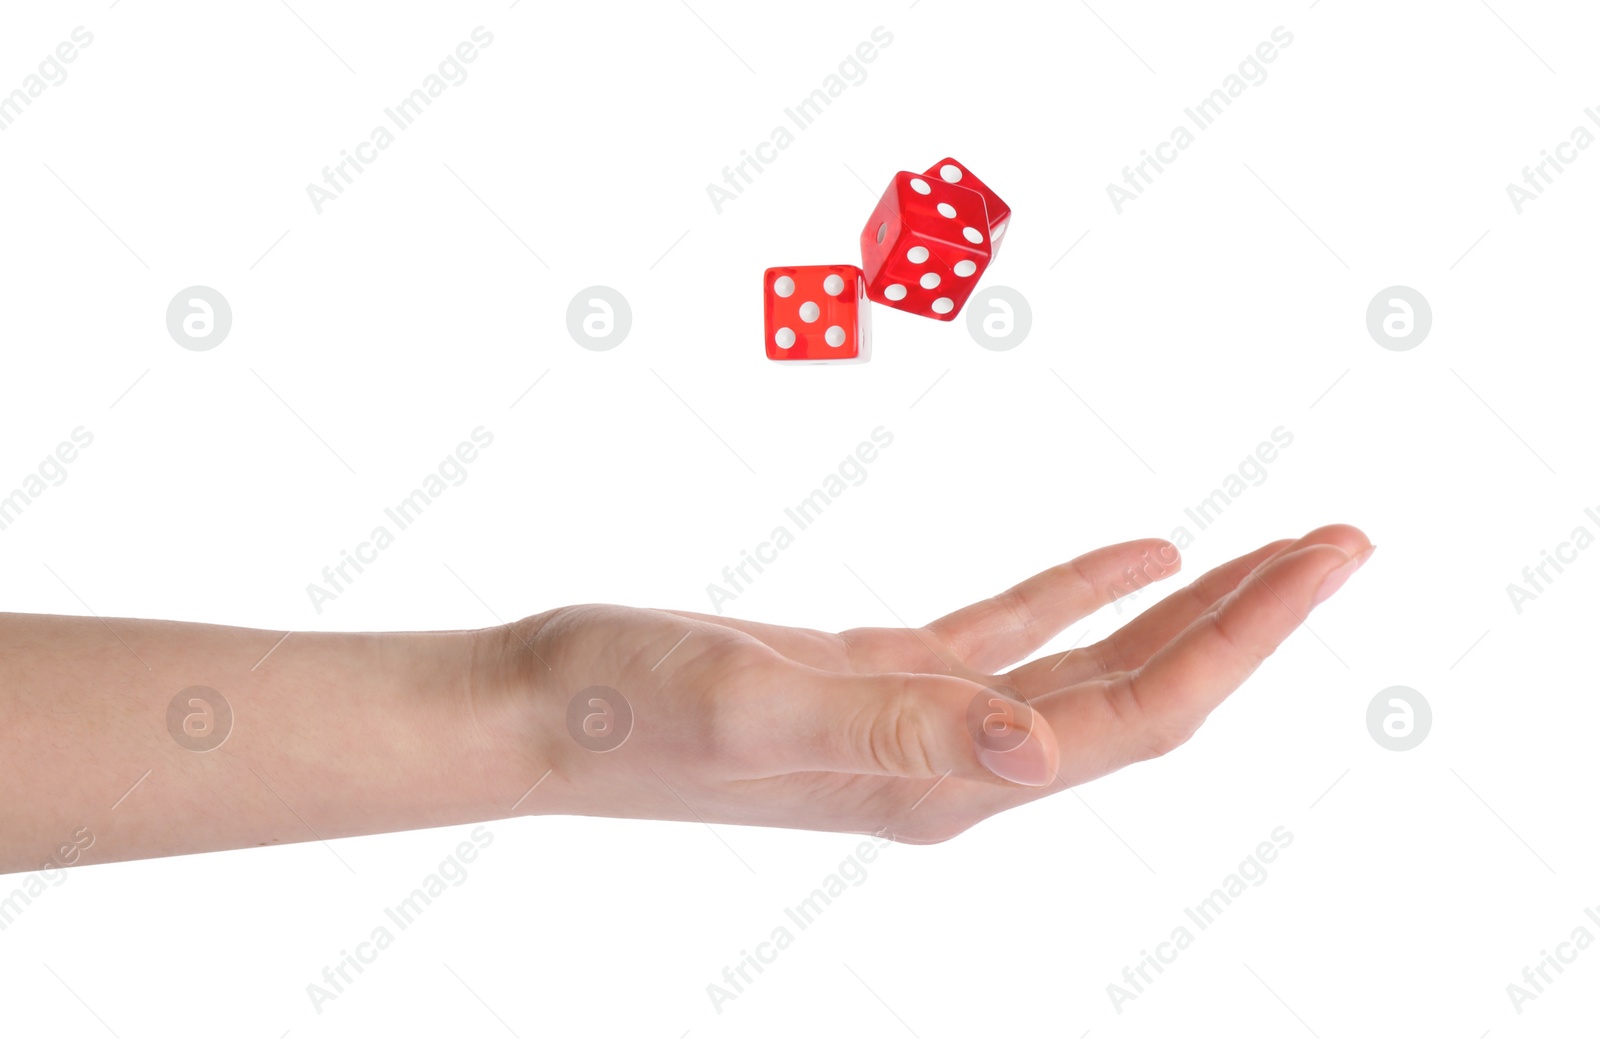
492, 524, 1373, 844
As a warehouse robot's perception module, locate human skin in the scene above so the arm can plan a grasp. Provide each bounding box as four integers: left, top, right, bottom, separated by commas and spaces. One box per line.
0, 524, 1370, 873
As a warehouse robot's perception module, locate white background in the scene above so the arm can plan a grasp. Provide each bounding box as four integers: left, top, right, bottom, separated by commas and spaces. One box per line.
1, 1, 1596, 1035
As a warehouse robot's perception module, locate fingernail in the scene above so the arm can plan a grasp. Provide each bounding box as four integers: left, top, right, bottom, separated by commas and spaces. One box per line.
1312, 545, 1375, 607
974, 732, 1054, 787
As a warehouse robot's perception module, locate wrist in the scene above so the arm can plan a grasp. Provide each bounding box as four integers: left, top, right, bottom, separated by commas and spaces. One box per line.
473, 611, 573, 817
265, 626, 544, 838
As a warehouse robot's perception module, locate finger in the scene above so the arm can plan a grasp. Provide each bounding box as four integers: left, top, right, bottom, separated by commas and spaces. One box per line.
923, 539, 1181, 674
753, 670, 1060, 788
1045, 529, 1372, 775
1007, 538, 1294, 695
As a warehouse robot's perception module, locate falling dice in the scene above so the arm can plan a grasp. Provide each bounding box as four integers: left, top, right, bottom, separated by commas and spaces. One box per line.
925, 157, 1011, 258
859, 171, 993, 320
763, 265, 871, 363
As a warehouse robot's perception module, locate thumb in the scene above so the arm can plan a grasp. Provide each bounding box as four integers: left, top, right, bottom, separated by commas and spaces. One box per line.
774, 672, 1060, 787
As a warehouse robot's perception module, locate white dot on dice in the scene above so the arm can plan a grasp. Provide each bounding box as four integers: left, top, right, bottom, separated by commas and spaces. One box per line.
907, 246, 929, 263
823, 274, 845, 295
775, 327, 795, 348
962, 227, 983, 244
937, 202, 956, 218
932, 297, 954, 314
798, 301, 820, 322
774, 275, 794, 297
940, 164, 962, 183
825, 325, 846, 347
993, 221, 1008, 240
920, 272, 940, 289
884, 284, 907, 301
909, 178, 931, 195
953, 260, 977, 276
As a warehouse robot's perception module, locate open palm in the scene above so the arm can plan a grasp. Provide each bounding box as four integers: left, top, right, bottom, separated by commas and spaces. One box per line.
504, 524, 1371, 844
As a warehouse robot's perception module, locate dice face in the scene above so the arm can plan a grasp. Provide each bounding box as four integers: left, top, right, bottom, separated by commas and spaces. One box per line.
925, 157, 1011, 255
764, 265, 871, 363
859, 172, 992, 320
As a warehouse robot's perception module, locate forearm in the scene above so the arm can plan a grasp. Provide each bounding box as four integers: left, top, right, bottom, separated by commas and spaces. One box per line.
0, 612, 547, 872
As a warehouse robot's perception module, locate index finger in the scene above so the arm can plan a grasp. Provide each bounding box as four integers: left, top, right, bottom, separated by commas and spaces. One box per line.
923, 538, 1181, 674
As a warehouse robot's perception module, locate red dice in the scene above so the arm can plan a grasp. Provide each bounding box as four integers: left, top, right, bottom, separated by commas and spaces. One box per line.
763, 264, 870, 363
925, 157, 1011, 258
859, 171, 993, 320
762, 156, 1011, 360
